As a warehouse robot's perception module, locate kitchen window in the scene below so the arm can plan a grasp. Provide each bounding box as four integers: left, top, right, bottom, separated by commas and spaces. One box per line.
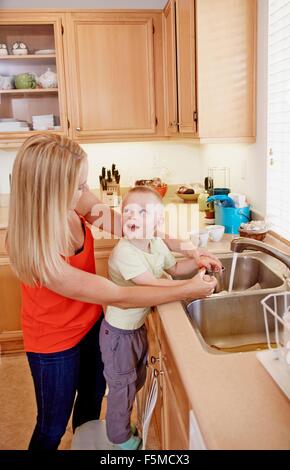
267, 0, 290, 241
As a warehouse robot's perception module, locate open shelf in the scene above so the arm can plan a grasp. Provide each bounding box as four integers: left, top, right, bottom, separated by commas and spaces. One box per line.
0, 88, 58, 94
0, 54, 56, 60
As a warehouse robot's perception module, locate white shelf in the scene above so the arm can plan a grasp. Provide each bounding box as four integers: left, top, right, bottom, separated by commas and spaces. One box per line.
0, 88, 58, 94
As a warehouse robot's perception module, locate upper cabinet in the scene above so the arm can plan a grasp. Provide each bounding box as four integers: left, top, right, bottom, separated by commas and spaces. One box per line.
0, 5, 256, 145
0, 12, 68, 144
64, 11, 165, 141
163, 0, 257, 141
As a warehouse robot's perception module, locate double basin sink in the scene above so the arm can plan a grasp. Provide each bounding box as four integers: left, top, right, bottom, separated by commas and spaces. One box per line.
181, 252, 288, 354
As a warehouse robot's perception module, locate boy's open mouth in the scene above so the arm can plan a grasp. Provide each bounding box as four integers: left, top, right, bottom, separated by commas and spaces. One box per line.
127, 223, 140, 232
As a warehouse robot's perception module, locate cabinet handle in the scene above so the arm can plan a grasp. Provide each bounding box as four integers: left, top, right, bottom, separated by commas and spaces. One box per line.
76, 127, 81, 132
150, 355, 160, 365
169, 121, 179, 127
154, 368, 164, 378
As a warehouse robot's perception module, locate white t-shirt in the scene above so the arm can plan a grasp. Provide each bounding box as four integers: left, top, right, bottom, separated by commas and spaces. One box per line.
105, 238, 176, 330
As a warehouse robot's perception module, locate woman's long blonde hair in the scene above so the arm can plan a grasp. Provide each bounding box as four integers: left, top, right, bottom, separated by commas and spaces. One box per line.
7, 133, 87, 286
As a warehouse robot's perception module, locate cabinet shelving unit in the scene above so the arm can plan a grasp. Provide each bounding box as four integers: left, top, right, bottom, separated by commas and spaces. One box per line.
0, 18, 66, 141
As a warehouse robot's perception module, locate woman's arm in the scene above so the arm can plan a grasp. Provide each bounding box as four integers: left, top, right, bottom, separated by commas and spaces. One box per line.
76, 186, 122, 237
131, 271, 189, 287
163, 236, 222, 270
46, 261, 216, 308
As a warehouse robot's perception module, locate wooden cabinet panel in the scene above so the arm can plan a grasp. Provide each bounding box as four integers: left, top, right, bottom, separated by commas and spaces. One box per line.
0, 260, 21, 332
175, 0, 197, 134
161, 363, 189, 450
146, 309, 190, 450
0, 12, 68, 145
0, 257, 23, 354
163, 1, 178, 135
94, 251, 110, 278
196, 0, 256, 139
66, 13, 160, 139
160, 320, 190, 441
163, 0, 256, 141
0, 230, 7, 255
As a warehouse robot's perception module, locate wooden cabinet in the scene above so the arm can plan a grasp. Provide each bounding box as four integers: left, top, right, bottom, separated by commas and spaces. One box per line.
175, 0, 197, 135
163, 0, 256, 141
145, 309, 190, 450
0, 11, 68, 144
65, 11, 165, 141
0, 255, 23, 355
163, 1, 178, 135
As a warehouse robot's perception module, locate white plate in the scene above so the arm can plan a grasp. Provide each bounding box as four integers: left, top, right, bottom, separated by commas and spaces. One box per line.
34, 49, 56, 55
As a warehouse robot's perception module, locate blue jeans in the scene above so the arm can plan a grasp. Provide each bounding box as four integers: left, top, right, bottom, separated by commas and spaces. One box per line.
26, 315, 106, 450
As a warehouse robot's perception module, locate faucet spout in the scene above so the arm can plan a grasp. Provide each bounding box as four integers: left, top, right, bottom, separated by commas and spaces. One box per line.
231, 237, 290, 270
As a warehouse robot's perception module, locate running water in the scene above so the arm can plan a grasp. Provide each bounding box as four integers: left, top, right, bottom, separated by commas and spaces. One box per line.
228, 252, 238, 293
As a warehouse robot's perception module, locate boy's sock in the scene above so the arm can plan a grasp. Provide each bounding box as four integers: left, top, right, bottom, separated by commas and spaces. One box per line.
118, 435, 141, 450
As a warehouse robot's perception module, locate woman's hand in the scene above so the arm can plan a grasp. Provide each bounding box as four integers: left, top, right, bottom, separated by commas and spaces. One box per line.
186, 269, 217, 299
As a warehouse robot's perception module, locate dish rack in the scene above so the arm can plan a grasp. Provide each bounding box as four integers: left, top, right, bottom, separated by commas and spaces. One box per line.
257, 292, 290, 399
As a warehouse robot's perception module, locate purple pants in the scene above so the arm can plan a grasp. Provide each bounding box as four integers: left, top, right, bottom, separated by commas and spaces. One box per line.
99, 318, 148, 444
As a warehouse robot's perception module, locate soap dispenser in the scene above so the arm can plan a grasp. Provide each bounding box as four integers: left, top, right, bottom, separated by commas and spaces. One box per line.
198, 177, 213, 212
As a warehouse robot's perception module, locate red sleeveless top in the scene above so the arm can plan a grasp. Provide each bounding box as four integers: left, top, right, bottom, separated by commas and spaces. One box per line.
21, 215, 102, 353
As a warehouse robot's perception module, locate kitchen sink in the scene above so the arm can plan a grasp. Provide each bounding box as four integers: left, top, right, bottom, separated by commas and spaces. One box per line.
182, 253, 287, 354
216, 254, 284, 291
185, 293, 287, 354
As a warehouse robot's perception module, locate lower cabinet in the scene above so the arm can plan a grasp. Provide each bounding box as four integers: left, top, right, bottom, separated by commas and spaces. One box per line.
145, 309, 190, 450
0, 257, 23, 354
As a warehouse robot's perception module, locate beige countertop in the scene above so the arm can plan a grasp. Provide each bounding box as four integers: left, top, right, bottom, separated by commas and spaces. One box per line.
157, 234, 290, 450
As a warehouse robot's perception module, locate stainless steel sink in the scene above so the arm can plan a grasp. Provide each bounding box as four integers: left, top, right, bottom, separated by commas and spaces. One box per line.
217, 254, 284, 291
182, 253, 287, 354
185, 293, 286, 354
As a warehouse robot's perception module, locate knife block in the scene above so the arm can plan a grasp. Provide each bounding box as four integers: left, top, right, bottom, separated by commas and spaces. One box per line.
100, 181, 120, 207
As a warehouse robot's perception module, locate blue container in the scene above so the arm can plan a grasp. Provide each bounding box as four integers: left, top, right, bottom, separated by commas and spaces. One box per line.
214, 203, 251, 234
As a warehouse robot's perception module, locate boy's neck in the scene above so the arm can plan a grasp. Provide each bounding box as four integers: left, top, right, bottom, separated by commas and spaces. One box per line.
126, 238, 151, 253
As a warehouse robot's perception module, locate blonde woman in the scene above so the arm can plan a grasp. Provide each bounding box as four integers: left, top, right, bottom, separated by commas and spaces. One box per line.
7, 134, 219, 450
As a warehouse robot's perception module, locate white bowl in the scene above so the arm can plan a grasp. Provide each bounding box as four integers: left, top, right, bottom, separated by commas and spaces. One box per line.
206, 225, 225, 242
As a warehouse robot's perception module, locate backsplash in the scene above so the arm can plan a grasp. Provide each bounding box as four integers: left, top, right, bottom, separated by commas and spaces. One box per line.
0, 140, 264, 213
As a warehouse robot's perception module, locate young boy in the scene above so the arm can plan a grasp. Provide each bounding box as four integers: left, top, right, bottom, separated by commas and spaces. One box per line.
99, 186, 216, 450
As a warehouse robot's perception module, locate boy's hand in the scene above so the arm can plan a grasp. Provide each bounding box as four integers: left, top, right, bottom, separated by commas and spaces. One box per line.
187, 269, 217, 299
181, 243, 222, 272
197, 252, 223, 271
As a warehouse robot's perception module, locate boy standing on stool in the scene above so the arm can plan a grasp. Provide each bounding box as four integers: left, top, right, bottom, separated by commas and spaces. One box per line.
99, 186, 217, 450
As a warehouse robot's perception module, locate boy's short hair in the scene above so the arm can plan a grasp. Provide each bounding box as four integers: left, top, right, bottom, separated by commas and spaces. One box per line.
122, 185, 163, 208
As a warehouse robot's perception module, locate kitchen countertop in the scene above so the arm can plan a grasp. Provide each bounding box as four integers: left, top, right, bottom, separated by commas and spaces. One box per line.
157, 235, 290, 450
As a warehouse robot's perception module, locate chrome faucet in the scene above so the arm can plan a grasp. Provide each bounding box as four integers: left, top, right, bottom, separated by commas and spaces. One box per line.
231, 237, 290, 270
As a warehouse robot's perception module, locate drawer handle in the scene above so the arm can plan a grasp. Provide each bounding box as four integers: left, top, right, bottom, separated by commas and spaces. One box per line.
150, 355, 159, 365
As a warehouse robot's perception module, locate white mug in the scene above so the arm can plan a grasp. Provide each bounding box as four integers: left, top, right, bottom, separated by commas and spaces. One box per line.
190, 229, 209, 248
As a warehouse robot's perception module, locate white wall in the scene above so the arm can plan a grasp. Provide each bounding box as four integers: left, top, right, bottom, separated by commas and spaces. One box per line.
0, 141, 202, 194
0, 0, 167, 9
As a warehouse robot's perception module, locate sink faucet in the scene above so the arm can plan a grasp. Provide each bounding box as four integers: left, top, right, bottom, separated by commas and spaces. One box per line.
231, 237, 290, 270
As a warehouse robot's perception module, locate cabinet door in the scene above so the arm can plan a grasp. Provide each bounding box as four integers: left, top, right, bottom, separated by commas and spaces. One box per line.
0, 12, 68, 144
161, 363, 189, 450
0, 230, 7, 255
196, 0, 256, 139
160, 320, 189, 449
0, 258, 23, 354
163, 1, 178, 135
146, 313, 162, 446
67, 14, 156, 138
175, 0, 197, 134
